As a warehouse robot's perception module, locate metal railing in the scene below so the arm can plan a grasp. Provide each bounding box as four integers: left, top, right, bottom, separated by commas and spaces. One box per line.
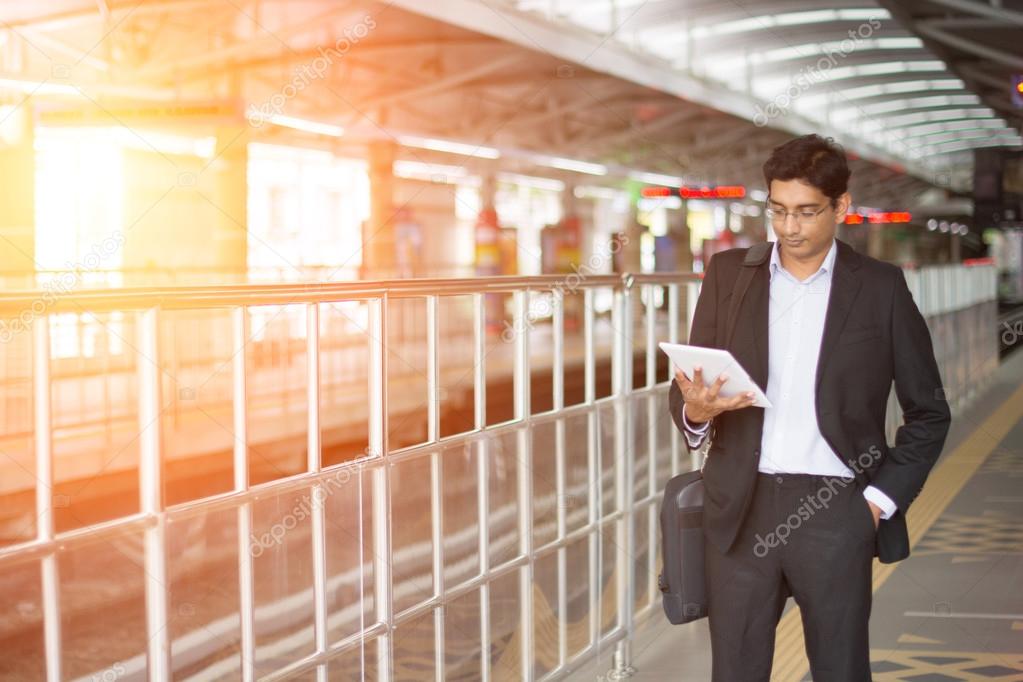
0, 261, 998, 681
0, 273, 699, 682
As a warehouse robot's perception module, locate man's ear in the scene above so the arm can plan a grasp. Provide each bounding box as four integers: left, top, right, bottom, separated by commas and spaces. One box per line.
833, 192, 852, 224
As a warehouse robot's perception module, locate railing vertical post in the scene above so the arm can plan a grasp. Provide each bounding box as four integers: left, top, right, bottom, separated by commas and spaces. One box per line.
425, 294, 446, 682
514, 289, 531, 421
306, 303, 329, 682
556, 411, 568, 668
553, 287, 568, 670
474, 294, 491, 681
431, 447, 445, 682
583, 287, 600, 653
584, 288, 596, 405
553, 288, 565, 411
473, 293, 487, 429
139, 306, 170, 681
369, 296, 392, 680
34, 315, 61, 682
645, 287, 658, 610
612, 281, 636, 678
428, 293, 445, 681
645, 286, 656, 389
685, 281, 701, 340
477, 434, 491, 682
513, 289, 534, 679
233, 306, 256, 681
668, 283, 681, 477
427, 295, 440, 443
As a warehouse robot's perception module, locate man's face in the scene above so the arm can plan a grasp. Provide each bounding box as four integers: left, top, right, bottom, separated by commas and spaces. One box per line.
767, 179, 849, 261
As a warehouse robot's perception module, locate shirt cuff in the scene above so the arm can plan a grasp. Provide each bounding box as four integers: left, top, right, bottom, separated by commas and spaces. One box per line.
681, 404, 711, 449
863, 485, 897, 520
681, 404, 710, 432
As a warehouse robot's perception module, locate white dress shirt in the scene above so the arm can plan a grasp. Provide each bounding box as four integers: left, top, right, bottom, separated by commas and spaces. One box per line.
682, 239, 897, 519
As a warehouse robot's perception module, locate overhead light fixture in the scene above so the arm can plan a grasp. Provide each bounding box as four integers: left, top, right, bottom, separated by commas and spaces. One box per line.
0, 78, 80, 96
497, 172, 564, 192
398, 135, 500, 159
268, 114, 344, 137
575, 185, 625, 200
823, 61, 947, 83
629, 170, 684, 186
540, 156, 608, 176
639, 195, 682, 210
394, 160, 474, 185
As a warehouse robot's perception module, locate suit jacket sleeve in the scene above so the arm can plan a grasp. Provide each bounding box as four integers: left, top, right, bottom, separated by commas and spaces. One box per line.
869, 268, 952, 513
668, 253, 722, 451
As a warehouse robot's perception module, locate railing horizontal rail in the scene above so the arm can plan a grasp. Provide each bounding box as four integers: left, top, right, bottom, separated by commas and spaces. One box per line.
0, 272, 704, 313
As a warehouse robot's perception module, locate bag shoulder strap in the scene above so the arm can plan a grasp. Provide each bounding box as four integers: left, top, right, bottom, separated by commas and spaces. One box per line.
723, 241, 772, 346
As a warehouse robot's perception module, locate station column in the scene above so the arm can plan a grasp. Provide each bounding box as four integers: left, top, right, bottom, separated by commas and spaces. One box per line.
364, 140, 397, 277
0, 106, 35, 285
212, 126, 249, 281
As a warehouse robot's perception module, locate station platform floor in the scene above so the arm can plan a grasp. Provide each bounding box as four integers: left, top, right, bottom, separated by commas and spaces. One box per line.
569, 348, 1023, 682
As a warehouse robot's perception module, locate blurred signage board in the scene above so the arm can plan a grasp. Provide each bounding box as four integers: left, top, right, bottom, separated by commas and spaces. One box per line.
641, 185, 746, 199
845, 211, 912, 224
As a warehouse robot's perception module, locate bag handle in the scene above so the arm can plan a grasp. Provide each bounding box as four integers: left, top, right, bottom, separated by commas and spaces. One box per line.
723, 241, 771, 347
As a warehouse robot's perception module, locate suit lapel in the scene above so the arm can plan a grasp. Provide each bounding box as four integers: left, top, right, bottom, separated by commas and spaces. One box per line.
724, 244, 772, 392
814, 239, 862, 393
748, 265, 770, 392
740, 238, 862, 395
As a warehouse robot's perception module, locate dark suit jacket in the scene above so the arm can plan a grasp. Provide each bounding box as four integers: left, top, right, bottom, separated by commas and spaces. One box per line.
668, 239, 951, 564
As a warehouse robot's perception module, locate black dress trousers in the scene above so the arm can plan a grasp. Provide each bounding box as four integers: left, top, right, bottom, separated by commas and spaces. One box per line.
704, 472, 876, 682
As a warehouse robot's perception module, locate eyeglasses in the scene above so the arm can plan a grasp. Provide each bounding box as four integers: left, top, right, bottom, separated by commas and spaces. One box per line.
765, 204, 828, 226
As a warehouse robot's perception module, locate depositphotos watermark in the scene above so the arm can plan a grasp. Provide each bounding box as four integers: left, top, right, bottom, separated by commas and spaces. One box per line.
500, 235, 629, 343
752, 444, 883, 558
87, 662, 126, 682
752, 15, 883, 127
249, 468, 352, 556
0, 231, 125, 344
247, 15, 377, 127
1002, 320, 1023, 347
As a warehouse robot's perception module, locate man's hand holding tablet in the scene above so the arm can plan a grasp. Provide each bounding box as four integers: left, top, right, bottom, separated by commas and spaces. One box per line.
660, 342, 770, 425
672, 366, 757, 424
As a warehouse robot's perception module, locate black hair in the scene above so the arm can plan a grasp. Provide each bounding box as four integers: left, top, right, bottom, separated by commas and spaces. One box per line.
762, 134, 851, 206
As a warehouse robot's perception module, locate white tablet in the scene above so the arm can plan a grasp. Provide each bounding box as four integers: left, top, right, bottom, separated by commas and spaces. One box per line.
659, 342, 772, 409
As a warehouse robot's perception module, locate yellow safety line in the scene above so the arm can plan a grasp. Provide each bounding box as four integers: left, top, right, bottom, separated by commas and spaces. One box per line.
771, 380, 1023, 681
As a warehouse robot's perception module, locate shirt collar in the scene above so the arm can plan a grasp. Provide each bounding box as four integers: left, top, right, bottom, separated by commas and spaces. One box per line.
769, 238, 838, 282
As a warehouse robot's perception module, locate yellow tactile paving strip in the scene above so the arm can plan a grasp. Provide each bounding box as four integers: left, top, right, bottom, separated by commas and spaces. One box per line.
866, 649, 1023, 680
914, 513, 1023, 557
771, 380, 1023, 681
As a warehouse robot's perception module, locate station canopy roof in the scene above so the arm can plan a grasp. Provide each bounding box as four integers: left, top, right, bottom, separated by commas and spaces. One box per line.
1, 0, 1019, 206
501, 0, 1021, 184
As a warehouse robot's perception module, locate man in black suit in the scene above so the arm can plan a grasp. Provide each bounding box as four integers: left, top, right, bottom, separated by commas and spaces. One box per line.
667, 134, 951, 681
